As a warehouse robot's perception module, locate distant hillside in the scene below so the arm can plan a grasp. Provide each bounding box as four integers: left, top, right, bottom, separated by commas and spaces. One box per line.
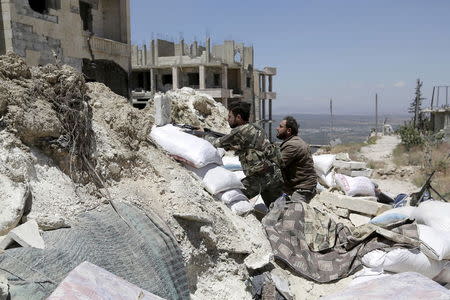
269, 114, 410, 145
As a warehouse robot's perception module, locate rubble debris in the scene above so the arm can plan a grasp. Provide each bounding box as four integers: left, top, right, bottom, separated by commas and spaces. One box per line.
0, 275, 8, 300
0, 220, 44, 250
315, 191, 391, 216
349, 213, 371, 227
0, 174, 27, 235
244, 252, 273, 271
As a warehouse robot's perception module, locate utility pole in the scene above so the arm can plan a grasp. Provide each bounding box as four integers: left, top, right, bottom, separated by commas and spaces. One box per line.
375, 93, 378, 135
329, 98, 333, 143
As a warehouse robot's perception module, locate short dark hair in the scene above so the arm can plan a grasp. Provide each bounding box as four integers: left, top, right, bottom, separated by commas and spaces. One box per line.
229, 102, 251, 122
284, 116, 299, 136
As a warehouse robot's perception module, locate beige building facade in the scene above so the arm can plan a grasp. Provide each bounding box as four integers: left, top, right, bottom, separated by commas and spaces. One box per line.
131, 38, 276, 130
0, 0, 131, 96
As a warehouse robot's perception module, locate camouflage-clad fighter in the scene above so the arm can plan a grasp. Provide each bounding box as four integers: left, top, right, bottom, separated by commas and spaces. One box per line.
206, 102, 283, 207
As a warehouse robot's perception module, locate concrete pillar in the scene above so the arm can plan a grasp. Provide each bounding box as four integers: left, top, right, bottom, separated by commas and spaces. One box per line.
199, 65, 206, 89
150, 40, 155, 65
206, 38, 211, 62
150, 68, 156, 93
222, 65, 228, 89
172, 66, 179, 90
155, 94, 171, 126
143, 44, 147, 65
154, 39, 159, 65
193, 41, 198, 56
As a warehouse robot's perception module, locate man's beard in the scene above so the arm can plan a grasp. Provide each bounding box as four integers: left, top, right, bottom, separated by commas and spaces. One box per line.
276, 132, 287, 140
229, 121, 238, 128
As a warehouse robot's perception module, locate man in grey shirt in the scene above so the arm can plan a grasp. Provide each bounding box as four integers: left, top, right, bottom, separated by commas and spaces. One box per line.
276, 116, 317, 203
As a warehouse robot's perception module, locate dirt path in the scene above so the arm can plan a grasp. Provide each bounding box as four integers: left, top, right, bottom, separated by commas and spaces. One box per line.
360, 135, 418, 197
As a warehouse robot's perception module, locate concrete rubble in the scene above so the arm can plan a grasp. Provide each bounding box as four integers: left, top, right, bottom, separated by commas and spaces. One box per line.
0, 53, 430, 299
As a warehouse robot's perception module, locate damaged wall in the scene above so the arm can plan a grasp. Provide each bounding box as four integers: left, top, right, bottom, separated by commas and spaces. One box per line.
0, 0, 131, 97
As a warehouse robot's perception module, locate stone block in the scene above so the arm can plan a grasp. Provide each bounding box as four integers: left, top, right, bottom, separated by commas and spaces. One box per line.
333, 160, 367, 170
154, 94, 171, 126
0, 175, 27, 235
349, 213, 371, 227
0, 220, 45, 250
315, 191, 391, 216
244, 252, 273, 270
335, 208, 350, 218
338, 168, 373, 178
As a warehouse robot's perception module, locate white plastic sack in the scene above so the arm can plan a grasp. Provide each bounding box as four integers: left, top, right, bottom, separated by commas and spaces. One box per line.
230, 200, 253, 216
150, 124, 222, 168
216, 189, 248, 205
185, 163, 218, 179
222, 156, 242, 171
335, 174, 375, 197
318, 171, 335, 188
349, 267, 391, 287
362, 249, 448, 280
313, 154, 335, 175
203, 166, 244, 195
418, 224, 450, 261
370, 206, 416, 225
234, 171, 246, 180
413, 201, 450, 232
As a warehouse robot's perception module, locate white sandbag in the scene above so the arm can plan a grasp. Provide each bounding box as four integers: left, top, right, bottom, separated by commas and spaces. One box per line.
362, 249, 447, 280
222, 156, 242, 171
318, 170, 335, 188
230, 200, 253, 216
349, 267, 391, 287
234, 171, 246, 180
335, 173, 375, 197
370, 206, 416, 225
413, 201, 450, 232
418, 224, 450, 261
312, 154, 335, 175
203, 166, 244, 195
185, 163, 218, 179
216, 189, 248, 205
150, 124, 222, 168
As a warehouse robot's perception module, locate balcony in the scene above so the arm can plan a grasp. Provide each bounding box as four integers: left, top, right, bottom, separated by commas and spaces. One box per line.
84, 34, 130, 57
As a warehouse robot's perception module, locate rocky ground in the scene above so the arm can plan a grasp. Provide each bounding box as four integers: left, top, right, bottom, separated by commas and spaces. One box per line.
0, 53, 421, 299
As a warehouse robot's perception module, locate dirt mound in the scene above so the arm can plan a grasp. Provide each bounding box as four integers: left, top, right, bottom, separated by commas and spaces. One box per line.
146, 87, 231, 134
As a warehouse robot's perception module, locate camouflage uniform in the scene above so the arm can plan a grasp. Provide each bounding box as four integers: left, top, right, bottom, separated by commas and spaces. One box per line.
206, 123, 283, 207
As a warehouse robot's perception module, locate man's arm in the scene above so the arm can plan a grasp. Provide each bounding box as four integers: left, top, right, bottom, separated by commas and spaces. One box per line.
205, 128, 241, 151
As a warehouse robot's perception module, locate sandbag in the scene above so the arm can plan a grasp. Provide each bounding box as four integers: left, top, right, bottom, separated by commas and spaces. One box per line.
335, 174, 375, 197
370, 206, 416, 225
203, 166, 244, 195
362, 249, 448, 281
413, 201, 450, 232
230, 201, 253, 216
418, 224, 450, 261
234, 171, 246, 181
313, 154, 335, 175
222, 156, 242, 171
150, 124, 222, 168
216, 189, 248, 205
318, 171, 335, 188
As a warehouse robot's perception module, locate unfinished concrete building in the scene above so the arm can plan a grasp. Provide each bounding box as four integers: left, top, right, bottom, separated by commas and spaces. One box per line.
0, 0, 131, 97
424, 85, 450, 139
131, 38, 277, 136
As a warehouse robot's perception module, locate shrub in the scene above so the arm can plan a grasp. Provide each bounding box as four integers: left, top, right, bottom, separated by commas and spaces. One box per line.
397, 125, 424, 149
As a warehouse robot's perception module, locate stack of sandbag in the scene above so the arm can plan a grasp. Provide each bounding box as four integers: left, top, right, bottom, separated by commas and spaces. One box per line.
222, 155, 246, 180
312, 154, 336, 189
150, 125, 252, 215
362, 201, 450, 284
335, 173, 376, 197
332, 152, 373, 178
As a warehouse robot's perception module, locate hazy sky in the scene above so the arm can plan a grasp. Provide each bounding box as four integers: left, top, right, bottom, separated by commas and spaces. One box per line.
131, 0, 450, 115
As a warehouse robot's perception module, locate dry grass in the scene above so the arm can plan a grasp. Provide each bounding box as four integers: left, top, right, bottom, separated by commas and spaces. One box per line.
395, 142, 450, 201
367, 160, 386, 169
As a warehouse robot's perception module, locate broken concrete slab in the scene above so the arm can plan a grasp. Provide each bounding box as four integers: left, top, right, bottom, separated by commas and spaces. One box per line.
315, 191, 391, 216
173, 213, 212, 224
335, 153, 350, 161
0, 175, 27, 235
271, 269, 294, 300
349, 213, 371, 227
338, 168, 374, 178
333, 160, 367, 170
34, 214, 70, 231
335, 208, 350, 218
0, 220, 45, 250
244, 252, 273, 270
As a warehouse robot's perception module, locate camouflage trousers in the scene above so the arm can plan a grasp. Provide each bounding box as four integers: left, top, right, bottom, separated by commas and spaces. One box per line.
241, 167, 283, 207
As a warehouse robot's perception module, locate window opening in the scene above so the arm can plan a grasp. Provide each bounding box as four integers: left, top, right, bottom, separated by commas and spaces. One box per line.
213, 74, 220, 87
79, 1, 93, 32
29, 0, 48, 14
162, 74, 173, 85
188, 73, 199, 87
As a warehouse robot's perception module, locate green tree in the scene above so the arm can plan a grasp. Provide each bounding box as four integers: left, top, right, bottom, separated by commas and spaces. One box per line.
409, 78, 426, 129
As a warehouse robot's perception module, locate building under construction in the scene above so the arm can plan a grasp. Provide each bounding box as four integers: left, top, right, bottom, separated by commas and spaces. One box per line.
131, 38, 277, 138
